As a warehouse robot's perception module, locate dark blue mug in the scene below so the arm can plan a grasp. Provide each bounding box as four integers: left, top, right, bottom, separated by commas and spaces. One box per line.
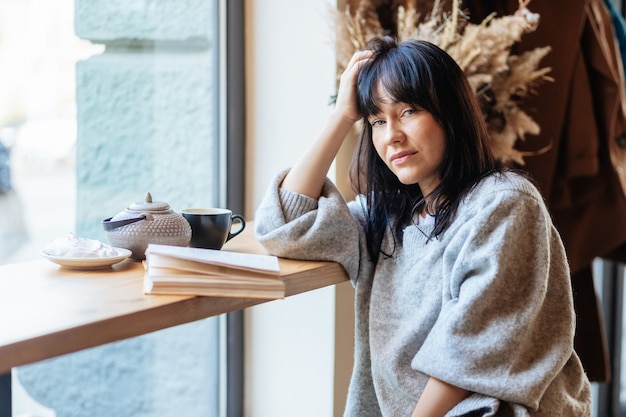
181, 208, 246, 250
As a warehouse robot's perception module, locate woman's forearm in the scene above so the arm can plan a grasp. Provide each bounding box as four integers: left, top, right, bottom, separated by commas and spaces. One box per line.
280, 111, 356, 198
411, 377, 471, 417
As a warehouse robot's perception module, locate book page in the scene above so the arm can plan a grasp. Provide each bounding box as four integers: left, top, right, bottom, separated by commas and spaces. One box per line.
147, 261, 283, 283
146, 244, 280, 274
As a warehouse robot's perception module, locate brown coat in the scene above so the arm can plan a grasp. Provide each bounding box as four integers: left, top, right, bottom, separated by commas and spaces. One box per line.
467, 0, 626, 382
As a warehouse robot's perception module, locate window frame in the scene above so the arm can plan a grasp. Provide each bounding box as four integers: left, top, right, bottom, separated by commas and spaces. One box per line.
220, 1, 246, 416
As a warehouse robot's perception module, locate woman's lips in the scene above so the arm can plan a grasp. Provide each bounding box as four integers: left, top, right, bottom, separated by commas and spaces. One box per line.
390, 151, 417, 164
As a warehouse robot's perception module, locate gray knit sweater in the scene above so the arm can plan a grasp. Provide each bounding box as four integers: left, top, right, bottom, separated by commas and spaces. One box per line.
254, 169, 591, 417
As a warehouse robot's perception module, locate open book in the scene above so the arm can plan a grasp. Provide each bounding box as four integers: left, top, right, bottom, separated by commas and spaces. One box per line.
144, 244, 284, 299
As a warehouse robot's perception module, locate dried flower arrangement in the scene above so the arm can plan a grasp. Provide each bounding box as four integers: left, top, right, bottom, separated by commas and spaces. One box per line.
333, 0, 553, 165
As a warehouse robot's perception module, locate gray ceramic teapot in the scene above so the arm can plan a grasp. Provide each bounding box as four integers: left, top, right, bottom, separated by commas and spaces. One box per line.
102, 192, 191, 260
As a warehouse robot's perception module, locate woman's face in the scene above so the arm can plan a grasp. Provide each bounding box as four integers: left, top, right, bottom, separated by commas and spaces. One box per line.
368, 88, 446, 196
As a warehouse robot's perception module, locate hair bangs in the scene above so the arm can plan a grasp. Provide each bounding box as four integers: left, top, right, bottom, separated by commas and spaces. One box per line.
357, 45, 436, 120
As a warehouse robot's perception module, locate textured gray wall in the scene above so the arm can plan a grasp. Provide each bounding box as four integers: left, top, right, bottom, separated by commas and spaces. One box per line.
74, 0, 219, 241
18, 1, 222, 416
18, 320, 220, 417
75, 49, 218, 240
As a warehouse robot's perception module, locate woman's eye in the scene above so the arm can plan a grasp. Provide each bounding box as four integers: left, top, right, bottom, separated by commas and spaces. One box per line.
370, 119, 384, 127
403, 108, 416, 117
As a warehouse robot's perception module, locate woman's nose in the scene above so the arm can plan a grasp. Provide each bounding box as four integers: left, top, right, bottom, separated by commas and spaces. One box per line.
384, 120, 404, 144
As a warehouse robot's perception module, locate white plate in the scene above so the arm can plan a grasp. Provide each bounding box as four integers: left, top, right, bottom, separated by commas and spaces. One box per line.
40, 248, 133, 270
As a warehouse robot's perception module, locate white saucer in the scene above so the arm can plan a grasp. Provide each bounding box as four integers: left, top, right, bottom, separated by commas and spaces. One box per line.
40, 248, 132, 270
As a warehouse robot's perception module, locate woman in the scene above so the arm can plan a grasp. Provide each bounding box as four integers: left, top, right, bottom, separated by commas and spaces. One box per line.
255, 37, 591, 417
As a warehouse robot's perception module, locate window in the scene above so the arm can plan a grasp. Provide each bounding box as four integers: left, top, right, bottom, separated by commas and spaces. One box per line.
0, 0, 243, 416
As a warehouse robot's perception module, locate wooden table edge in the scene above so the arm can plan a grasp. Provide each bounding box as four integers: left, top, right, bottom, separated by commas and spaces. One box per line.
0, 256, 348, 373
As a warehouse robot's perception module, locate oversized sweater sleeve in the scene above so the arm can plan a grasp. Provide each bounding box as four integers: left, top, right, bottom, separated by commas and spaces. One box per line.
412, 177, 577, 412
254, 169, 369, 284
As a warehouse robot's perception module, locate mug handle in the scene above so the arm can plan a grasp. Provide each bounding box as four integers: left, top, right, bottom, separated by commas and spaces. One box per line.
226, 214, 246, 242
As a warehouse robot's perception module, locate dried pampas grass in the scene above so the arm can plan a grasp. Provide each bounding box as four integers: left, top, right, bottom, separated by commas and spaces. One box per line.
334, 0, 552, 165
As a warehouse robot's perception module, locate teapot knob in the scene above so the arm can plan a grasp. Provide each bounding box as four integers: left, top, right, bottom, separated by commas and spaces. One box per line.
145, 192, 153, 203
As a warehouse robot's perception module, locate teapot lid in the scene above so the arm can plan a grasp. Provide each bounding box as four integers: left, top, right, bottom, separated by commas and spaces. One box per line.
128, 192, 171, 212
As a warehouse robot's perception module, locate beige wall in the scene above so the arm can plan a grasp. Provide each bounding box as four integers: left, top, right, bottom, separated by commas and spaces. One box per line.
243, 1, 354, 416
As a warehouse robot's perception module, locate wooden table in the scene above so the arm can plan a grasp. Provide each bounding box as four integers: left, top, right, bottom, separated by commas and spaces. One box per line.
0, 227, 348, 373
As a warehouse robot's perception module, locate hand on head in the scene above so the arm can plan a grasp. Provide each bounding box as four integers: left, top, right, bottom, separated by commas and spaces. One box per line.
334, 50, 374, 124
